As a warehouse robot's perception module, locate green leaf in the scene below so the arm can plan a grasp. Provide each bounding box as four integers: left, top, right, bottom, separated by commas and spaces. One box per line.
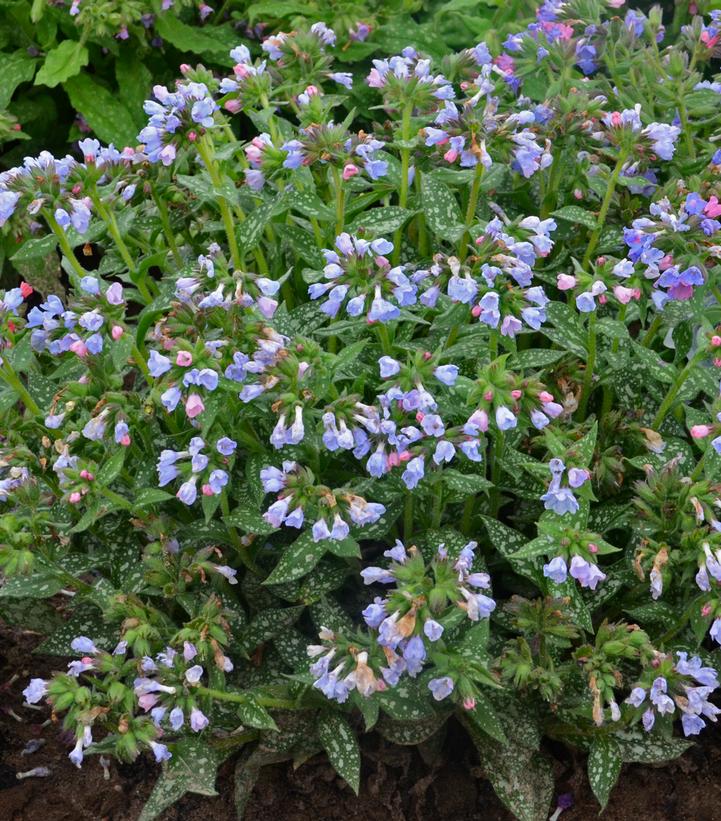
153, 15, 230, 57
466, 717, 553, 821
0, 569, 63, 599
35, 41, 88, 88
614, 730, 692, 763
513, 349, 566, 369
347, 206, 412, 235
376, 712, 446, 745
65, 75, 138, 147
35, 603, 115, 655
132, 488, 174, 508
237, 693, 278, 731
511, 534, 556, 560
279, 224, 324, 267
11, 235, 57, 262
225, 502, 278, 536
237, 199, 278, 251
317, 712, 361, 794
263, 532, 327, 585
465, 692, 507, 743
552, 205, 597, 230
240, 606, 305, 653
96, 449, 126, 486
116, 51, 152, 130
139, 737, 220, 821
442, 470, 492, 499
0, 52, 36, 108
421, 173, 464, 241
287, 189, 335, 221
588, 736, 622, 809
378, 677, 436, 721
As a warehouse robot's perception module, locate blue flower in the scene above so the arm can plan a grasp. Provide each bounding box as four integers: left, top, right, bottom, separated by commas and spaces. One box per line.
148, 350, 171, 378
402, 455, 425, 489
543, 556, 567, 584
428, 676, 454, 701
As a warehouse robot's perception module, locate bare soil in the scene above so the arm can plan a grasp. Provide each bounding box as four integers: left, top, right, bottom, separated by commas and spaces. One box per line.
2, 623, 721, 821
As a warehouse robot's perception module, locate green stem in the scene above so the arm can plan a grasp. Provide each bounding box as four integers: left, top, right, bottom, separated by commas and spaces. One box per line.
404, 494, 414, 542
577, 310, 597, 419
676, 97, 696, 160
392, 104, 413, 265
332, 166, 346, 236
151, 186, 183, 266
376, 323, 393, 356
581, 149, 628, 270
651, 349, 706, 430
220, 490, 261, 575
196, 686, 296, 710
93, 196, 153, 303
459, 163, 483, 261
641, 314, 663, 348
43, 210, 87, 280
131, 344, 151, 381
196, 135, 242, 270
489, 430, 505, 517
0, 361, 42, 416
461, 496, 475, 535
600, 303, 627, 418
431, 484, 443, 528
691, 449, 708, 482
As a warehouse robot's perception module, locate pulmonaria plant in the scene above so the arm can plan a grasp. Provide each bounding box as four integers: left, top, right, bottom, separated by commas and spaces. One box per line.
4, 3, 721, 819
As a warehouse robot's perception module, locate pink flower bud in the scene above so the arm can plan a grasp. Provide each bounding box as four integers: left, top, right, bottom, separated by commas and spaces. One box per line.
179, 64, 191, 74
202, 484, 214, 496
111, 325, 124, 340
20, 282, 33, 298
224, 100, 242, 114
463, 697, 476, 711
120, 435, 131, 447
557, 273, 577, 291
443, 149, 459, 163
80, 470, 94, 481
185, 393, 205, 419
69, 492, 81, 504
574, 189, 583, 200
711, 335, 721, 348
702, 603, 713, 617
187, 131, 197, 142
483, 390, 493, 402
70, 340, 88, 358
691, 425, 711, 439
342, 163, 360, 181
387, 452, 400, 467
422, 351, 432, 360
598, 294, 608, 305
176, 351, 193, 366
511, 389, 522, 399
471, 304, 481, 317
659, 254, 674, 271
539, 391, 554, 403
415, 411, 425, 423
704, 196, 721, 218
588, 543, 598, 554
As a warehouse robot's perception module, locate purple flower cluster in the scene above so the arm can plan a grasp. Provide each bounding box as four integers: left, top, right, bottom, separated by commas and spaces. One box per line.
157, 436, 236, 504
139, 82, 218, 166
625, 654, 720, 737
261, 461, 386, 539
310, 233, 415, 322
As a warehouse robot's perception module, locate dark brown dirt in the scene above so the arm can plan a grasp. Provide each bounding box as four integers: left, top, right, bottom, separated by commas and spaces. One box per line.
2, 622, 721, 821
